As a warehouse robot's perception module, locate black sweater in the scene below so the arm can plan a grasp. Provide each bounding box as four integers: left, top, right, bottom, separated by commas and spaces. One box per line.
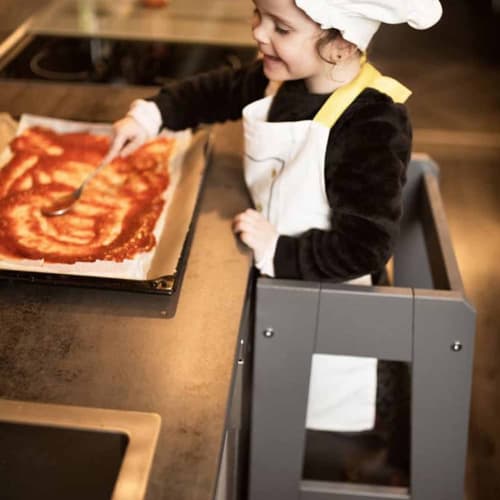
149, 60, 412, 282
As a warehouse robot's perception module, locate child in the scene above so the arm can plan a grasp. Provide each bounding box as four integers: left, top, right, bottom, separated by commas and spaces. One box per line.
109, 0, 442, 481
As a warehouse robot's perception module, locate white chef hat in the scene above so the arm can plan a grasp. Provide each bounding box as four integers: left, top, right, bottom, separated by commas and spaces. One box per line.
295, 0, 443, 51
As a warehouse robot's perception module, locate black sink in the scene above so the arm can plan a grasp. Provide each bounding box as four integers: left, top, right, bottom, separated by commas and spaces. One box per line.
0, 422, 128, 500
0, 34, 257, 85
0, 399, 161, 500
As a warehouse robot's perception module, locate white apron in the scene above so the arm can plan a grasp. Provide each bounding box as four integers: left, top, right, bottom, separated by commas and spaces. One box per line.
242, 63, 411, 431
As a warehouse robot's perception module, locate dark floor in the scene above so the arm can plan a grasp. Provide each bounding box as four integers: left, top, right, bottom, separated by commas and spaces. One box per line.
1, 1, 499, 499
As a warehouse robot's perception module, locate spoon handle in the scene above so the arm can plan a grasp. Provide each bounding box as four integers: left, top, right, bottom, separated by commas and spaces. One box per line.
79, 152, 115, 192
80, 159, 107, 190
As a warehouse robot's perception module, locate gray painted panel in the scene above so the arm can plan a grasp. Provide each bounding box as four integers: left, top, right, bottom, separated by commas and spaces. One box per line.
421, 173, 464, 292
394, 215, 434, 290
300, 480, 410, 500
317, 285, 413, 361
394, 159, 435, 290
411, 292, 475, 500
248, 279, 321, 500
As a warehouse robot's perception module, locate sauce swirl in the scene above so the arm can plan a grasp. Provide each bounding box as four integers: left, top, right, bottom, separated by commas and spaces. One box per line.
0, 127, 173, 264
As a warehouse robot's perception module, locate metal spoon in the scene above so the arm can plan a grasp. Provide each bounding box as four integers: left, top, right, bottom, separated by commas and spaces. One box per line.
41, 156, 112, 217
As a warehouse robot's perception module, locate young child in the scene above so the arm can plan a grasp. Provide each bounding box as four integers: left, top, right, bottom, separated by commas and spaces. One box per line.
109, 0, 442, 481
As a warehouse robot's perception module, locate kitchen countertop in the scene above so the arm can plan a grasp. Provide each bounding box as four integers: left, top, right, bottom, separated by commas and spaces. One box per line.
0, 80, 253, 500
27, 0, 254, 46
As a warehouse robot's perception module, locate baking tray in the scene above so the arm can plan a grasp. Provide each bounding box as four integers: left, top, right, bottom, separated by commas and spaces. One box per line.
0, 115, 212, 295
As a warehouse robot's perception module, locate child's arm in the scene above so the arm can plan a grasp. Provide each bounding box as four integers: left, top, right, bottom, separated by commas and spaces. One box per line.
109, 59, 268, 157
274, 97, 412, 281
148, 59, 268, 130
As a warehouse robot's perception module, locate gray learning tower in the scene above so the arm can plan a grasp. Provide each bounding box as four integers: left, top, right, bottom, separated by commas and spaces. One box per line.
248, 155, 476, 500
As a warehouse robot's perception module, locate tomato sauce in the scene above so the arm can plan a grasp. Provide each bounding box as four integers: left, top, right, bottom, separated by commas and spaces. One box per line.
0, 127, 173, 264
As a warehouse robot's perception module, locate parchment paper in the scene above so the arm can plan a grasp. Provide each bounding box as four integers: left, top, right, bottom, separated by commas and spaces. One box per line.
0, 114, 205, 281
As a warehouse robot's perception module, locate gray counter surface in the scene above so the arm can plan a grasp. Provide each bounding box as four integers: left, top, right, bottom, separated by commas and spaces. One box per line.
0, 81, 252, 500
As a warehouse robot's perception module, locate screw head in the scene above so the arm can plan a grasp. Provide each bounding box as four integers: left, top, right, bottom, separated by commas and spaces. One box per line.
451, 341, 463, 352
263, 327, 274, 338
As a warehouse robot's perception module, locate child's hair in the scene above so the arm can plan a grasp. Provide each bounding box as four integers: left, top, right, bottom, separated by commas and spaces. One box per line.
316, 28, 364, 64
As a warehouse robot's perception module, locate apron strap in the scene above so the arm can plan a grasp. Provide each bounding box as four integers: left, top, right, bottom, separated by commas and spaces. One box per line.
313, 62, 412, 129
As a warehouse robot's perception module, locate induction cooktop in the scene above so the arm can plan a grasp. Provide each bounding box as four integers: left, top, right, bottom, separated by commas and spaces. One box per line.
0, 33, 257, 85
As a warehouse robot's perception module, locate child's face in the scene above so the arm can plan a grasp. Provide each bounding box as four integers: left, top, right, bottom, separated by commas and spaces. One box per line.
251, 0, 330, 91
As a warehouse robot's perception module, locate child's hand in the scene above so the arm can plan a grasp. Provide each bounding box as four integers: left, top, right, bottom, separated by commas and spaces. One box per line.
233, 209, 279, 271
108, 100, 163, 159
107, 116, 149, 159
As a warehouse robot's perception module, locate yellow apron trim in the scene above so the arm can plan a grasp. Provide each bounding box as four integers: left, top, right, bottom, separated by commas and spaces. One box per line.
313, 62, 412, 129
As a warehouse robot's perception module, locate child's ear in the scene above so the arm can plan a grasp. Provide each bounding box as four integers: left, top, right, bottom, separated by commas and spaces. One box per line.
329, 37, 358, 61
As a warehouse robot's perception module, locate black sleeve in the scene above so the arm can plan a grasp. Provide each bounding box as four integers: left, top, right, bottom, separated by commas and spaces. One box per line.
146, 59, 269, 130
273, 94, 412, 281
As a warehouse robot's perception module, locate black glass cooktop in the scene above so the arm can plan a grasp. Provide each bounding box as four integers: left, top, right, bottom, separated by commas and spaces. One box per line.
0, 34, 257, 86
